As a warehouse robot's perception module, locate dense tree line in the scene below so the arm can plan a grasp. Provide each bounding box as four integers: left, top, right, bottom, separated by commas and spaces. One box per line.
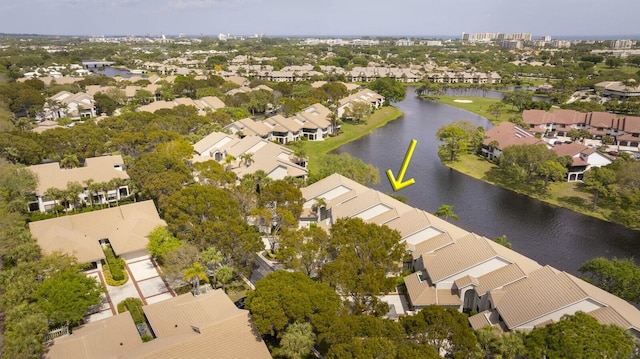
0, 161, 103, 359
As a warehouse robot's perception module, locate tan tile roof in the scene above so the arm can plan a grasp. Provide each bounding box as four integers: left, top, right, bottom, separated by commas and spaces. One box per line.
423, 233, 499, 283
130, 290, 271, 359
236, 118, 272, 137
411, 232, 455, 259
301, 173, 369, 207
28, 155, 129, 195
192, 131, 234, 155
199, 96, 225, 110
192, 133, 308, 180
137, 100, 176, 113
469, 309, 504, 331
331, 188, 413, 221
45, 311, 143, 359
265, 114, 303, 132
475, 263, 526, 295
567, 272, 640, 330
485, 239, 541, 274
29, 201, 166, 263
494, 266, 590, 329
404, 271, 462, 307
454, 275, 479, 289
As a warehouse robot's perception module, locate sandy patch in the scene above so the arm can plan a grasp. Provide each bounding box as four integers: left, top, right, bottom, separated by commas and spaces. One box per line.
453, 99, 473, 103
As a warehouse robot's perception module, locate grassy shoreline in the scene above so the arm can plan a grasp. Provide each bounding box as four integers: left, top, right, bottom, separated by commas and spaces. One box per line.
299, 106, 403, 175
421, 95, 517, 125
446, 154, 611, 223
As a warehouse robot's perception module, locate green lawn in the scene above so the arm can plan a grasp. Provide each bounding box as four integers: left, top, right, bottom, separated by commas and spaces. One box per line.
446, 154, 609, 221
428, 95, 517, 124
594, 63, 640, 76
296, 106, 403, 175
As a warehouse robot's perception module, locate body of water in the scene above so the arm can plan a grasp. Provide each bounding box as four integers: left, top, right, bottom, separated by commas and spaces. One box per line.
439, 87, 549, 102
335, 88, 639, 275
91, 67, 135, 78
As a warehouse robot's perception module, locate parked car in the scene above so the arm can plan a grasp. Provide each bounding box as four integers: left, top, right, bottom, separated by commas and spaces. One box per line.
608, 150, 619, 156
234, 297, 246, 309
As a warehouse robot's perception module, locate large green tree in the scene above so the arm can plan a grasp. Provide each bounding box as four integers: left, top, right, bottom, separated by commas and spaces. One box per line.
276, 226, 329, 277
245, 270, 341, 338
436, 123, 472, 162
582, 166, 617, 210
320, 218, 405, 315
579, 257, 640, 303
524, 311, 635, 358
311, 153, 379, 186
160, 184, 262, 275
367, 78, 406, 104
33, 267, 103, 327
400, 305, 480, 358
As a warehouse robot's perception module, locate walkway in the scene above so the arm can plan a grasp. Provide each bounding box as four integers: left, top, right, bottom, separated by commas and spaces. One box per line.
84, 255, 174, 323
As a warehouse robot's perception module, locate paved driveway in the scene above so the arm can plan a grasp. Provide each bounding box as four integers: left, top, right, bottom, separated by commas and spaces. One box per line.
84, 255, 174, 323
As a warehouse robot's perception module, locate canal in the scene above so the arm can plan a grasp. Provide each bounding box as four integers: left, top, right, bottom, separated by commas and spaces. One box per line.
335, 88, 640, 275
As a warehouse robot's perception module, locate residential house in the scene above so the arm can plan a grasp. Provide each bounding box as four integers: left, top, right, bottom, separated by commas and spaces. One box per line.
337, 89, 385, 118
300, 174, 640, 334
29, 200, 166, 267
614, 115, 640, 148
263, 114, 302, 144
481, 121, 548, 160
595, 81, 640, 99
137, 96, 225, 114
44, 289, 271, 359
224, 117, 273, 140
349, 66, 423, 83
48, 91, 96, 119
224, 103, 335, 142
551, 142, 612, 181
523, 109, 640, 150
425, 71, 501, 84
192, 132, 308, 181
27, 155, 130, 213
294, 103, 335, 140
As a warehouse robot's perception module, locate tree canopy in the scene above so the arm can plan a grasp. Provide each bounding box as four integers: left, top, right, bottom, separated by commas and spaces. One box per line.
320, 217, 405, 315
245, 270, 341, 338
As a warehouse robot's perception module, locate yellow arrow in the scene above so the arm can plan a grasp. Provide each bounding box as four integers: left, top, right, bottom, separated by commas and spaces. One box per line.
386, 139, 417, 191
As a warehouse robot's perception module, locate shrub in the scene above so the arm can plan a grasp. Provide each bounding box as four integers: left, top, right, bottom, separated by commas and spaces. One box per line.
103, 260, 129, 286
117, 297, 145, 324
103, 244, 125, 281
141, 334, 153, 342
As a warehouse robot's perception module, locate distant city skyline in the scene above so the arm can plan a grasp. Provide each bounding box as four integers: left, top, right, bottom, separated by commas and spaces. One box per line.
1, 0, 639, 39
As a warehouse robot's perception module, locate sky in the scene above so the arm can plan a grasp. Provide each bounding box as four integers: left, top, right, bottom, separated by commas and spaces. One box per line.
1, 0, 639, 38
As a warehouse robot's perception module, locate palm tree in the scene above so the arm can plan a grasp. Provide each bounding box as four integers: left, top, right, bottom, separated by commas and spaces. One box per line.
183, 262, 209, 296
214, 265, 233, 292
434, 204, 459, 221
278, 321, 316, 359
240, 153, 254, 167
60, 154, 80, 169
44, 187, 64, 217
311, 197, 327, 221
66, 181, 84, 213
223, 154, 236, 171
84, 179, 95, 207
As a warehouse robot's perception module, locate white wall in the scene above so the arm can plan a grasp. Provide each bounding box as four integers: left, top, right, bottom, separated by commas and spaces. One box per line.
435, 257, 511, 289
514, 299, 603, 330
